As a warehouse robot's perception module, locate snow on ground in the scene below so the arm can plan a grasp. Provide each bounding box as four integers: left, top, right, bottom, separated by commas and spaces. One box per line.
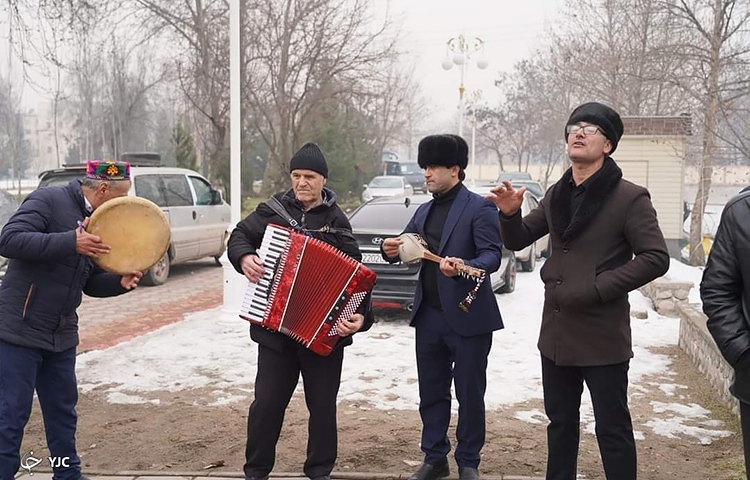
77, 260, 732, 444
664, 258, 704, 304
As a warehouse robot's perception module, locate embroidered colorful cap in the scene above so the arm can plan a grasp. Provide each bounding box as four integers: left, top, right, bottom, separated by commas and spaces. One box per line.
85, 160, 131, 181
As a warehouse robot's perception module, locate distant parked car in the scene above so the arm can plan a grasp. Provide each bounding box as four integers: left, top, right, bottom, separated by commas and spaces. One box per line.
680, 204, 723, 261
362, 175, 413, 203
468, 184, 549, 271
348, 195, 516, 311
497, 172, 532, 182
512, 180, 546, 200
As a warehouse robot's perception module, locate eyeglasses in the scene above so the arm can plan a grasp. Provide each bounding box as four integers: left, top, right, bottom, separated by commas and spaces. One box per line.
566, 124, 602, 136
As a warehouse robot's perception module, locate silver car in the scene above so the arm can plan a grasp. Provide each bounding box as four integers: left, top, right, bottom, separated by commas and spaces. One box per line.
362, 175, 414, 202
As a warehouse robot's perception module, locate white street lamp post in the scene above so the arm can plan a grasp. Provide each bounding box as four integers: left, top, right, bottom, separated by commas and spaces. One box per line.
469, 90, 482, 185
221, 0, 244, 321
441, 35, 488, 139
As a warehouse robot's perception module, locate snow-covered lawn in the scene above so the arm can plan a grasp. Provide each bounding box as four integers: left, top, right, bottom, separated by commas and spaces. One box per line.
78, 258, 731, 444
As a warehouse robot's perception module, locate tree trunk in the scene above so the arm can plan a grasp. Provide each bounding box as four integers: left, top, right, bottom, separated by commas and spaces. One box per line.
687, 0, 723, 266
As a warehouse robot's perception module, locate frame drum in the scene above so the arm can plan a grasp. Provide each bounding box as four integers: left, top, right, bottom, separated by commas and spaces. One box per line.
86, 196, 171, 274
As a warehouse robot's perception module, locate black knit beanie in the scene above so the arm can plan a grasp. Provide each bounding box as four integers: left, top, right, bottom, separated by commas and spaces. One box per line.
289, 143, 328, 178
565, 102, 624, 154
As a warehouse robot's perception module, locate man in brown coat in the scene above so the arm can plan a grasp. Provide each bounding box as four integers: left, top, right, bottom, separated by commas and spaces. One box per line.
486, 102, 669, 480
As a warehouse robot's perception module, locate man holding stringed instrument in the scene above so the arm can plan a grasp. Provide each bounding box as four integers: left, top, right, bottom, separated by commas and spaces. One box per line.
381, 134, 504, 480
0, 160, 142, 480
227, 142, 375, 480
486, 102, 669, 480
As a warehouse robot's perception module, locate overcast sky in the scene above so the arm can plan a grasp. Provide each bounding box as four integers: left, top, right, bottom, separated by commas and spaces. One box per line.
0, 1, 566, 119
387, 0, 565, 131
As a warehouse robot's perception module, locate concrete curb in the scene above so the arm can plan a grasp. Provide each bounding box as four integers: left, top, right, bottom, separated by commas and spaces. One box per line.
16, 471, 544, 480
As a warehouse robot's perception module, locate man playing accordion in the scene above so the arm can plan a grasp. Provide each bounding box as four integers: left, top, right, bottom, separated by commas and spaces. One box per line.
227, 142, 374, 480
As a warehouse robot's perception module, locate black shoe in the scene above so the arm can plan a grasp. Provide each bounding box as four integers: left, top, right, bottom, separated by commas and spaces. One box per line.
409, 462, 450, 480
458, 467, 479, 480
246, 477, 269, 480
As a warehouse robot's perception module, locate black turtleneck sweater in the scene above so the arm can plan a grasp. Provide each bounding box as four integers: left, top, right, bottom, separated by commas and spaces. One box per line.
422, 181, 462, 310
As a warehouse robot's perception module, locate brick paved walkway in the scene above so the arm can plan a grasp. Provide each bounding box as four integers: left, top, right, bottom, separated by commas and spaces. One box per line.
77, 259, 224, 352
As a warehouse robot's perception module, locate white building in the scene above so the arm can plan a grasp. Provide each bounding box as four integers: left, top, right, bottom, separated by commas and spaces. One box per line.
22, 100, 72, 177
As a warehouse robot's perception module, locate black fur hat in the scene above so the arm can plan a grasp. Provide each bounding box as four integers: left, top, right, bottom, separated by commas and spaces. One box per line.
565, 102, 624, 154
417, 134, 468, 169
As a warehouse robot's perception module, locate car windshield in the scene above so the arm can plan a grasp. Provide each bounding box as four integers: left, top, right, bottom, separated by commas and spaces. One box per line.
350, 202, 423, 231
399, 163, 422, 175
369, 177, 402, 188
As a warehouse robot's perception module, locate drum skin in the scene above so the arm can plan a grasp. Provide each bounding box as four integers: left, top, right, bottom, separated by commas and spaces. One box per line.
398, 233, 427, 264
86, 196, 171, 274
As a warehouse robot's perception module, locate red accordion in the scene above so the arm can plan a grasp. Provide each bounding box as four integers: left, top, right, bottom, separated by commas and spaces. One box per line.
240, 224, 376, 356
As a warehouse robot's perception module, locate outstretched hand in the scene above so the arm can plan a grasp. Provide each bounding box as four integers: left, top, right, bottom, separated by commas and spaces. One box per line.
485, 181, 526, 216
76, 217, 111, 259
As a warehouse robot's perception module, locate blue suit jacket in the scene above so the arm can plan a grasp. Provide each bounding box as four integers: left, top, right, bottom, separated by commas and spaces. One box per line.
402, 184, 504, 336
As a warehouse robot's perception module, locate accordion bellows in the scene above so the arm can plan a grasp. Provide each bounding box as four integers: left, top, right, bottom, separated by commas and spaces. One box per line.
240, 224, 376, 356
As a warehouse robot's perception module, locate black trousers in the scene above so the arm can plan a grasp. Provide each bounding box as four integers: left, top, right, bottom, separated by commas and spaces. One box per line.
414, 304, 493, 468
739, 400, 750, 479
244, 343, 344, 479
541, 355, 636, 480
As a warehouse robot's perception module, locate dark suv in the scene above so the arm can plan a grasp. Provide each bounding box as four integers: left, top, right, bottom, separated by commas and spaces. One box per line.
348, 195, 516, 312
396, 162, 426, 193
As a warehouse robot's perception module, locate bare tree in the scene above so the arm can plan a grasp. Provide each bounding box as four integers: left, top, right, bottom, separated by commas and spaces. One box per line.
550, 0, 688, 115
660, 0, 750, 265
242, 0, 398, 194
354, 61, 423, 167
474, 107, 507, 172
134, 0, 230, 189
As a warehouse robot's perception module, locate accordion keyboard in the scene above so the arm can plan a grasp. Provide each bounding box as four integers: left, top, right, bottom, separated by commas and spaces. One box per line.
241, 225, 290, 323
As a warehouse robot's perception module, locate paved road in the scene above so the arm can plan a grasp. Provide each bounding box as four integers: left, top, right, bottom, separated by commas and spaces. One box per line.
77, 259, 223, 352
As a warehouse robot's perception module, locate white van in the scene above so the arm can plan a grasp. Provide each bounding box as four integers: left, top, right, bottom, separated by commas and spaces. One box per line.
37, 160, 231, 286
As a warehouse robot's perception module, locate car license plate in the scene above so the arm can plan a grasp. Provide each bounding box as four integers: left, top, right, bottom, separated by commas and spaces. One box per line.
362, 253, 388, 264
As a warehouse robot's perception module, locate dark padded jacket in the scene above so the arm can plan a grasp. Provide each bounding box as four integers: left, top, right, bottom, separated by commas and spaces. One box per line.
0, 180, 129, 352
227, 187, 374, 353
701, 190, 750, 403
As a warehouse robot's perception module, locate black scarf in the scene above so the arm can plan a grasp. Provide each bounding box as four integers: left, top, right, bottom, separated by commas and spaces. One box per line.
550, 157, 622, 243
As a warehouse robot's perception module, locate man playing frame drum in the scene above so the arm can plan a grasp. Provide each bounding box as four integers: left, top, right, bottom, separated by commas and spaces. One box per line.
0, 160, 142, 480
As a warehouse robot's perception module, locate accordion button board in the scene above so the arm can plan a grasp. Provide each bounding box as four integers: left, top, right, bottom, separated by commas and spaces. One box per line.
240, 224, 376, 356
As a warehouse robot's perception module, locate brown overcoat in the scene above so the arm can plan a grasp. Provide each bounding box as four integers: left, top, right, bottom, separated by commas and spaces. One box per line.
500, 158, 670, 366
